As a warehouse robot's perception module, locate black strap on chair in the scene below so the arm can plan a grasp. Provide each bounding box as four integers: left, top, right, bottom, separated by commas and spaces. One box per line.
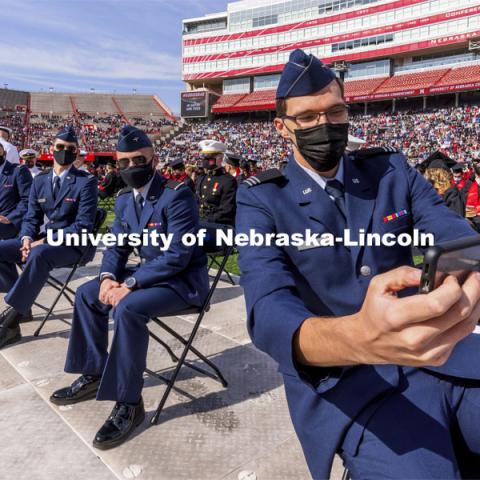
147, 223, 233, 425
33, 208, 107, 337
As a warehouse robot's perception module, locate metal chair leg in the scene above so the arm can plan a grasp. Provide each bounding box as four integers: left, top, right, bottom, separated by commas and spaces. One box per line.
150, 248, 232, 425
152, 317, 228, 387
34, 265, 78, 337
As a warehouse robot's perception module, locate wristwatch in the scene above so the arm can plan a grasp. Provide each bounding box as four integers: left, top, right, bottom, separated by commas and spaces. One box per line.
123, 276, 138, 291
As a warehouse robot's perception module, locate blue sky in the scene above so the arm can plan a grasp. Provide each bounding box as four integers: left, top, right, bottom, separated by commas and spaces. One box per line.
1, 0, 228, 114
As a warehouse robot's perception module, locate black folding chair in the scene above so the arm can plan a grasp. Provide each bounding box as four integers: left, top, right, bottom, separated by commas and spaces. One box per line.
208, 251, 236, 285
146, 223, 233, 425
32, 208, 107, 337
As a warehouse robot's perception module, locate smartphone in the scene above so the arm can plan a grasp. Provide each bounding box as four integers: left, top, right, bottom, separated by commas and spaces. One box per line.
419, 235, 480, 293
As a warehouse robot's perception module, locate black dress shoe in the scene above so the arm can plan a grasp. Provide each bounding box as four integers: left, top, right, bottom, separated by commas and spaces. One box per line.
93, 398, 145, 450
50, 375, 101, 405
0, 324, 21, 349
0, 307, 23, 328
19, 310, 34, 324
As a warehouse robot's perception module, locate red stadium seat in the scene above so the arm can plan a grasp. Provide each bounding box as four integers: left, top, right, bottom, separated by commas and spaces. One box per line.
376, 69, 450, 94
234, 90, 276, 110
435, 65, 480, 87
344, 77, 389, 97
211, 93, 248, 112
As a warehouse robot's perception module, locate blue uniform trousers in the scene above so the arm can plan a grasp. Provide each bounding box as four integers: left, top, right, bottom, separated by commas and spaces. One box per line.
0, 239, 83, 315
340, 367, 480, 479
0, 223, 18, 240
64, 276, 190, 403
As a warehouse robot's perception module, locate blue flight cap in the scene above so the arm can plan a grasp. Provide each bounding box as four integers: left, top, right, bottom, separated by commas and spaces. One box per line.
117, 125, 152, 152
56, 125, 78, 144
276, 49, 337, 100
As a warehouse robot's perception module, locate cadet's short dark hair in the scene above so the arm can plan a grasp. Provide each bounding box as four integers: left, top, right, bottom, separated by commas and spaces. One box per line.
275, 77, 345, 118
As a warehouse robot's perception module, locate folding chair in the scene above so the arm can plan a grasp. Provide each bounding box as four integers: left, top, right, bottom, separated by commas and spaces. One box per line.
32, 208, 107, 337
208, 251, 236, 285
201, 221, 236, 285
146, 223, 234, 425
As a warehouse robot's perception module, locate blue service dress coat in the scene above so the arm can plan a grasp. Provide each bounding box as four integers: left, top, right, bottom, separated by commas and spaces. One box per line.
0, 161, 32, 239
236, 148, 480, 478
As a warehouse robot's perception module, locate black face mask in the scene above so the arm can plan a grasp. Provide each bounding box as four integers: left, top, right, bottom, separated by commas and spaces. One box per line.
120, 164, 154, 189
25, 161, 35, 169
294, 123, 349, 172
202, 157, 218, 171
0, 155, 4, 167
54, 150, 76, 166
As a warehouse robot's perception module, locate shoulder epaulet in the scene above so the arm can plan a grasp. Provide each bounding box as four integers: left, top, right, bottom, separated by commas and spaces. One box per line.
36, 168, 51, 177
75, 169, 91, 177
117, 186, 132, 197
165, 179, 185, 191
352, 146, 398, 159
243, 168, 284, 187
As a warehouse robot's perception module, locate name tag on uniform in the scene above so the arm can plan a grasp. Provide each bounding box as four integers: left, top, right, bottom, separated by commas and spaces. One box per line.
297, 241, 323, 251
38, 198, 47, 203
65, 197, 77, 203
3, 184, 13, 188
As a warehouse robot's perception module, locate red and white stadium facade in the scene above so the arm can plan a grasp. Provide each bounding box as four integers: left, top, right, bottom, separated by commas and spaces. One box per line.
181, 0, 480, 115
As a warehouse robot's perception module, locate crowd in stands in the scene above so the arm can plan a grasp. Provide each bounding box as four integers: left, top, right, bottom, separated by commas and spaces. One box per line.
3, 104, 480, 170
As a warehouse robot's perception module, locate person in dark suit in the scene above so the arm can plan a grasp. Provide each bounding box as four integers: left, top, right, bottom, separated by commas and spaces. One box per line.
50, 126, 209, 450
0, 126, 98, 348
0, 143, 32, 240
98, 163, 117, 199
236, 49, 480, 479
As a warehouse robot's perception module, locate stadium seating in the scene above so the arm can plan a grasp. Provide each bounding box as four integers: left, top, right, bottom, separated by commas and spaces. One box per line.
30, 93, 72, 114
211, 93, 248, 112
114, 95, 167, 117
0, 89, 29, 109
344, 77, 389, 97
376, 69, 450, 94
74, 94, 117, 114
233, 90, 276, 110
434, 64, 480, 87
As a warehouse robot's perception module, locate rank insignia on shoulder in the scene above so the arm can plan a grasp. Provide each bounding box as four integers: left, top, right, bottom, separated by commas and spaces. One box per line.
165, 179, 185, 190
117, 186, 133, 197
352, 146, 399, 159
243, 168, 285, 187
37, 169, 52, 177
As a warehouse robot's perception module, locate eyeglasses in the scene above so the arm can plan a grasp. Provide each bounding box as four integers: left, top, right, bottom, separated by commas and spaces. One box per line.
117, 155, 150, 170
54, 144, 78, 153
282, 105, 349, 128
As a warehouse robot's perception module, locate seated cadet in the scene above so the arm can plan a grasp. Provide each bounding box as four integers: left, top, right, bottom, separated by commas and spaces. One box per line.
50, 126, 209, 450
237, 49, 480, 479
0, 143, 32, 240
0, 126, 98, 348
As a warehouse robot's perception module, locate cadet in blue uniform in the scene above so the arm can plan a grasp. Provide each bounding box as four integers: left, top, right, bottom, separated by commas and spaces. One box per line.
0, 126, 98, 348
50, 126, 209, 450
0, 142, 32, 239
236, 49, 480, 479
